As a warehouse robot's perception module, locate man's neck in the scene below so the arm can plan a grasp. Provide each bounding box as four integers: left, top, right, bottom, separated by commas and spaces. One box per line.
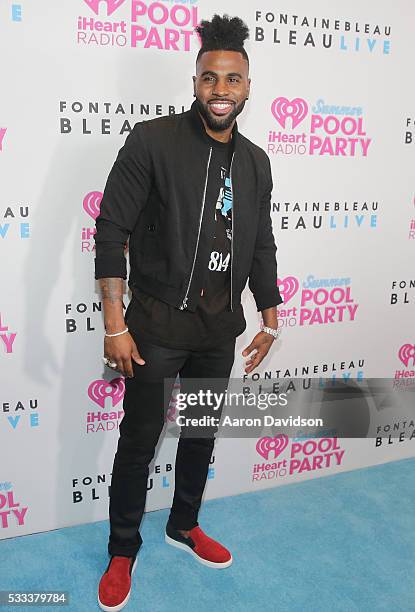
198, 112, 233, 143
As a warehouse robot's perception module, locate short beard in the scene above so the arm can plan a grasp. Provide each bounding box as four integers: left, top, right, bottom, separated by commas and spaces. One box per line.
195, 97, 246, 132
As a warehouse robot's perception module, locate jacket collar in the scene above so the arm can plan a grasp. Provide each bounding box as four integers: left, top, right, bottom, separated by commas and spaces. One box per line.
189, 99, 239, 151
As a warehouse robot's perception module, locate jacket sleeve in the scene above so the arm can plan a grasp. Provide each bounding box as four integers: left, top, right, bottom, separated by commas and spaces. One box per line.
94, 123, 152, 279
248, 154, 284, 311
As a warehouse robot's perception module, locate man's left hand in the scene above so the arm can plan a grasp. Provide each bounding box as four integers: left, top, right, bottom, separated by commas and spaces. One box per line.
242, 331, 274, 374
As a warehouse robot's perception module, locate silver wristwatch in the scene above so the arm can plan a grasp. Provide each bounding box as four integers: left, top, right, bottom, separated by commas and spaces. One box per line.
262, 326, 281, 340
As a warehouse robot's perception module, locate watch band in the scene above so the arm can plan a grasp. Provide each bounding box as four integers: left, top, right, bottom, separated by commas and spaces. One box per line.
262, 326, 281, 340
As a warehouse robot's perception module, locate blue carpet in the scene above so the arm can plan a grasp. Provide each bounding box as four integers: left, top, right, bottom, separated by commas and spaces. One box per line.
1, 457, 414, 612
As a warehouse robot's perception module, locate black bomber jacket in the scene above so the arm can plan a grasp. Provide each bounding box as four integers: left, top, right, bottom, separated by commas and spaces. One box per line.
94, 100, 283, 313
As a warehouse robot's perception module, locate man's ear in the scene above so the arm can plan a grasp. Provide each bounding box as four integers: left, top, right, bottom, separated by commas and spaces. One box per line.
247, 78, 251, 100
192, 75, 196, 96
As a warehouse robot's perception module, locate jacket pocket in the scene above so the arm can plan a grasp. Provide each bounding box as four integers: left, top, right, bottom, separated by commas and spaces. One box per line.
140, 258, 165, 274
138, 256, 182, 289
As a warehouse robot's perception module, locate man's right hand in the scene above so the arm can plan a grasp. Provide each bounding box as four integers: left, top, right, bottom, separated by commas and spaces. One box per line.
104, 332, 146, 378
97, 278, 145, 378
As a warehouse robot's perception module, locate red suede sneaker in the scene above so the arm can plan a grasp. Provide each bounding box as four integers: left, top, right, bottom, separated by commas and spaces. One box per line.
98, 555, 137, 611
165, 522, 233, 568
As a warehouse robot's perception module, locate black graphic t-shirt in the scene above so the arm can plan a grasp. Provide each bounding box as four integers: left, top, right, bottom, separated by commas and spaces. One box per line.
198, 139, 233, 315
125, 134, 246, 351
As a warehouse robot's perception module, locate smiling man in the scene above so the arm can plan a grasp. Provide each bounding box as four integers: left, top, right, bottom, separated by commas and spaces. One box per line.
94, 14, 283, 611
195, 54, 248, 131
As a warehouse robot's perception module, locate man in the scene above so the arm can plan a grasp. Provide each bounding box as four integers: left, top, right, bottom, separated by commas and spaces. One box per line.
94, 14, 283, 611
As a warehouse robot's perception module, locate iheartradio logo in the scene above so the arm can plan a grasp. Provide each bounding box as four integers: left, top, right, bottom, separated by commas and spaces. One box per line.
271, 97, 308, 129
83, 0, 126, 16
88, 377, 125, 408
268, 96, 371, 158
398, 344, 415, 368
83, 191, 102, 220
277, 276, 299, 304
256, 435, 288, 460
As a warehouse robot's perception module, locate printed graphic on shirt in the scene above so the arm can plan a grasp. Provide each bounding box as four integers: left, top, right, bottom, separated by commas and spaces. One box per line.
214, 167, 233, 227
208, 250, 230, 271
210, 165, 233, 273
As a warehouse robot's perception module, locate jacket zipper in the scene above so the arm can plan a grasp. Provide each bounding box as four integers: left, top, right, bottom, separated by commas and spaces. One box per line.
229, 152, 235, 312
179, 146, 213, 310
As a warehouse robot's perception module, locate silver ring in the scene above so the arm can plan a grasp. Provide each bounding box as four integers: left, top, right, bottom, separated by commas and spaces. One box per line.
103, 356, 117, 369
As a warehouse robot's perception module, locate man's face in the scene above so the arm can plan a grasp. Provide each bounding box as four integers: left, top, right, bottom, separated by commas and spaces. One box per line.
193, 50, 251, 132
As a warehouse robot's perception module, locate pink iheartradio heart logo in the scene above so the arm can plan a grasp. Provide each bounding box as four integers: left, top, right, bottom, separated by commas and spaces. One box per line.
271, 97, 308, 129
277, 276, 299, 305
83, 0, 126, 16
398, 344, 415, 367
256, 435, 288, 460
88, 377, 125, 408
83, 191, 102, 220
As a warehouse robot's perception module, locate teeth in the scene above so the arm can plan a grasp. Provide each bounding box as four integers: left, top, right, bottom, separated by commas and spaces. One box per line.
209, 101, 234, 114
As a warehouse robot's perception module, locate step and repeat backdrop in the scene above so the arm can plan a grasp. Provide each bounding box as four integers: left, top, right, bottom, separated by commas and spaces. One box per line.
1, 1, 414, 539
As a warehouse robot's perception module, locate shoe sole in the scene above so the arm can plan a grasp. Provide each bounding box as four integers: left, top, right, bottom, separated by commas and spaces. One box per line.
97, 557, 138, 612
165, 534, 233, 569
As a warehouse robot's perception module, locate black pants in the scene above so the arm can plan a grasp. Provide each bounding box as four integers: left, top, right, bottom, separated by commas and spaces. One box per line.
108, 333, 236, 558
